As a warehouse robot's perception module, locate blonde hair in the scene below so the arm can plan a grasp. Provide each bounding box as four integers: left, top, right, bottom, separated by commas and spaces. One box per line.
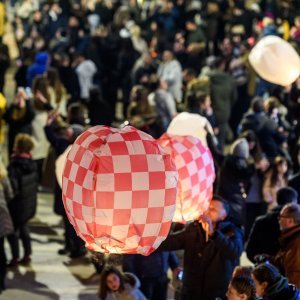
13, 133, 35, 154
0, 158, 7, 181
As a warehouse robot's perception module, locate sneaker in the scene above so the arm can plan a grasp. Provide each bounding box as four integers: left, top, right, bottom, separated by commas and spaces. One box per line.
19, 256, 31, 265
7, 258, 19, 267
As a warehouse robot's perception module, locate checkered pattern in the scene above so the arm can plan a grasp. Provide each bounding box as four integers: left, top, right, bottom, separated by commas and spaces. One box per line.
62, 126, 178, 256
158, 134, 215, 223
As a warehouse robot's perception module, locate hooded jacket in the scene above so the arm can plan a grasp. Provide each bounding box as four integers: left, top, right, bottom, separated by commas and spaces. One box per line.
262, 276, 300, 300
103, 273, 146, 300
26, 52, 49, 86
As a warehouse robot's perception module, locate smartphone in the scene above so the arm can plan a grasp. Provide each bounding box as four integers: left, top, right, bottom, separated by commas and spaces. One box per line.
177, 271, 183, 281
25, 87, 33, 98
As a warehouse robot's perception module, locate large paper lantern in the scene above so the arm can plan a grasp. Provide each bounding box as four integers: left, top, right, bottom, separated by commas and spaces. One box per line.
249, 35, 300, 86
167, 112, 214, 146
158, 134, 215, 223
62, 126, 178, 255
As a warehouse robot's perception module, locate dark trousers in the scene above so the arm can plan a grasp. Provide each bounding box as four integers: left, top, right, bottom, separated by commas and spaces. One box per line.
7, 223, 31, 259
62, 211, 85, 254
0, 237, 6, 291
216, 122, 228, 153
140, 274, 169, 300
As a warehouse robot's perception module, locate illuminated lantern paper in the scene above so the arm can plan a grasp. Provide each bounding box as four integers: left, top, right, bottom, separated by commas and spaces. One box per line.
56, 145, 72, 188
62, 126, 178, 255
249, 35, 300, 86
167, 112, 214, 146
158, 134, 215, 223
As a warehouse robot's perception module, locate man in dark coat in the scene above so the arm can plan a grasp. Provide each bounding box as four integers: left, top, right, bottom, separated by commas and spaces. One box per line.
157, 195, 244, 300
208, 57, 237, 151
275, 203, 300, 288
123, 251, 179, 300
246, 187, 298, 263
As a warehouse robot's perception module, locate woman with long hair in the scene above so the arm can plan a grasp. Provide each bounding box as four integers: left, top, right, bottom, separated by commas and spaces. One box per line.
263, 156, 288, 210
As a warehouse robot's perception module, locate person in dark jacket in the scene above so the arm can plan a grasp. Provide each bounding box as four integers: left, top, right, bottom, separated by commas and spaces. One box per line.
44, 111, 86, 258
252, 263, 300, 300
208, 57, 237, 151
207, 131, 255, 226
239, 97, 286, 162
0, 40, 10, 93
157, 195, 244, 300
3, 87, 35, 156
0, 159, 14, 293
6, 134, 38, 266
122, 251, 180, 300
246, 187, 298, 263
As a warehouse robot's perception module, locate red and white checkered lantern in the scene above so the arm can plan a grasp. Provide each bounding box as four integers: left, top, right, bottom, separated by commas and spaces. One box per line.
158, 134, 215, 223
62, 126, 178, 255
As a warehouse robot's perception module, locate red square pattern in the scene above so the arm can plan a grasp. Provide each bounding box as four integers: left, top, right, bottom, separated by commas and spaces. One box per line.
114, 173, 132, 191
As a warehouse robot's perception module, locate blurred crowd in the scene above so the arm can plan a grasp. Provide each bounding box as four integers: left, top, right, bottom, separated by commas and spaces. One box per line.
0, 0, 300, 299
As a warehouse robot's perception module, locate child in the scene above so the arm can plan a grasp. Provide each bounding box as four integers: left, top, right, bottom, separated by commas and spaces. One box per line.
226, 276, 256, 300
7, 133, 38, 266
98, 265, 146, 300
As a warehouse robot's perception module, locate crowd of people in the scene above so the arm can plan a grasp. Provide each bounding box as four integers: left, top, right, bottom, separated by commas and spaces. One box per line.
0, 0, 300, 299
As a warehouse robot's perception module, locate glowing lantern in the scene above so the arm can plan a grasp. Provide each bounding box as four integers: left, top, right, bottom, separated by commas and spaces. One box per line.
62, 126, 178, 255
249, 35, 300, 86
167, 112, 214, 146
158, 134, 215, 223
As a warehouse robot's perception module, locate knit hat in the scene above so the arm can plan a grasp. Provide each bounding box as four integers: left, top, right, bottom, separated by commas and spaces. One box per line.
230, 138, 249, 159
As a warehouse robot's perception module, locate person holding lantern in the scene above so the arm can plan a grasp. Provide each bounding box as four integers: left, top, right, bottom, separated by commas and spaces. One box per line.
157, 195, 244, 300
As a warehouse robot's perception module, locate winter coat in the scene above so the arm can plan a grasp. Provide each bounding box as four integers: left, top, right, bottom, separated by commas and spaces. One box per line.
26, 52, 49, 87
123, 251, 179, 279
208, 69, 237, 124
8, 155, 38, 227
239, 112, 286, 160
262, 276, 300, 300
275, 225, 300, 289
0, 177, 14, 238
158, 220, 244, 300
103, 273, 146, 300
246, 206, 282, 263
157, 59, 182, 102
207, 132, 254, 225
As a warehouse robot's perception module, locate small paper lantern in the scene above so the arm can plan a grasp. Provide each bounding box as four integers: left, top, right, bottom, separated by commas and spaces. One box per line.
62, 126, 178, 255
249, 35, 300, 86
158, 134, 215, 223
167, 112, 213, 146
56, 145, 72, 188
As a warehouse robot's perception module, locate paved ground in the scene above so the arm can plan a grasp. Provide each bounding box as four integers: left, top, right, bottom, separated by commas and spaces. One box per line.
1, 193, 100, 300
